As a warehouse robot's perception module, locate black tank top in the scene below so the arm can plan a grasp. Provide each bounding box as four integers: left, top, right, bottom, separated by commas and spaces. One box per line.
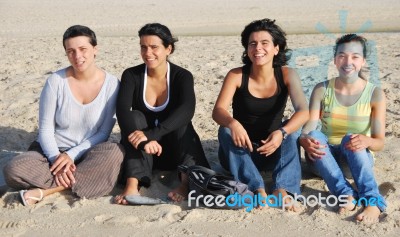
232, 65, 288, 141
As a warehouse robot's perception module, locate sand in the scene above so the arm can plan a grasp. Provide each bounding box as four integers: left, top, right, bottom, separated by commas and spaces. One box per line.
0, 0, 399, 236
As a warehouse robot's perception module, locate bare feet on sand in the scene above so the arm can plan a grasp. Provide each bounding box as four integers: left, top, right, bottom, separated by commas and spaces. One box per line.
114, 178, 140, 205
338, 195, 356, 214
356, 206, 381, 224
167, 173, 189, 202
273, 188, 302, 212
255, 189, 268, 209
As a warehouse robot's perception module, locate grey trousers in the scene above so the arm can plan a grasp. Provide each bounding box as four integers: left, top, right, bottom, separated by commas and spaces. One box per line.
3, 141, 125, 199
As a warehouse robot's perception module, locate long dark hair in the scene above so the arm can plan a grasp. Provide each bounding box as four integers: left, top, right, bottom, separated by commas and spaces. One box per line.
138, 23, 178, 54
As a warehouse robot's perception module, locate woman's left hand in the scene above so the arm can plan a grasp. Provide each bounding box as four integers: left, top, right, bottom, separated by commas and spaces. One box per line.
345, 134, 370, 152
128, 130, 148, 149
50, 153, 74, 175
257, 130, 284, 156
143, 141, 162, 156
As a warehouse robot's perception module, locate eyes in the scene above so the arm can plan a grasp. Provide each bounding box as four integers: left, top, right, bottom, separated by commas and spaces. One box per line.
337, 54, 363, 60
141, 45, 160, 51
66, 47, 88, 56
248, 41, 270, 48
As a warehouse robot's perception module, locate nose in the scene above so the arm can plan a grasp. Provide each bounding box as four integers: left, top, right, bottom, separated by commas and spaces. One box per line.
255, 42, 262, 50
74, 50, 82, 60
142, 47, 152, 55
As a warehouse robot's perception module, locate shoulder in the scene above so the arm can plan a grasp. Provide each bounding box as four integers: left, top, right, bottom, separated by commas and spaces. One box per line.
370, 85, 386, 104
280, 66, 299, 83
310, 80, 329, 100
104, 72, 120, 89
169, 62, 193, 78
122, 64, 145, 77
121, 64, 145, 83
46, 67, 68, 88
226, 67, 243, 81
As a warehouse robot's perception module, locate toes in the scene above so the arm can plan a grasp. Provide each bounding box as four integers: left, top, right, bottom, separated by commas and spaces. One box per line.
168, 192, 184, 202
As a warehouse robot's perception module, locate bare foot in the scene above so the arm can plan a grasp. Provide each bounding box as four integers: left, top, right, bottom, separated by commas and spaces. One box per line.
272, 189, 301, 212
168, 173, 189, 202
114, 178, 139, 205
255, 189, 268, 210
356, 206, 381, 224
338, 195, 356, 214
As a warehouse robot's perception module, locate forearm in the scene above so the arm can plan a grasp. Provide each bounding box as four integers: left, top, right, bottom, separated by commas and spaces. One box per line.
212, 108, 237, 129
283, 110, 309, 134
367, 136, 385, 152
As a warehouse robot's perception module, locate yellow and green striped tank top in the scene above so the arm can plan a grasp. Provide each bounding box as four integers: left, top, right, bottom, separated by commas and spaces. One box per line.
321, 78, 376, 145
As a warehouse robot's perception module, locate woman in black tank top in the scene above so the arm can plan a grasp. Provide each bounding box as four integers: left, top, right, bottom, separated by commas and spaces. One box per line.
212, 19, 309, 211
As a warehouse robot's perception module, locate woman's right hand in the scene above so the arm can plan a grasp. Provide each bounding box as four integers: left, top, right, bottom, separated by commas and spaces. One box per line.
128, 130, 148, 149
228, 120, 253, 152
299, 134, 326, 161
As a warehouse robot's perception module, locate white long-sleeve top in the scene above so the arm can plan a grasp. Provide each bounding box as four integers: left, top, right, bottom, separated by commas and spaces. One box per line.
37, 68, 119, 163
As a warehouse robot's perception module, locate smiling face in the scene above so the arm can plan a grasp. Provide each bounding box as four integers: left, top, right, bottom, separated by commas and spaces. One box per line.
64, 36, 97, 72
247, 31, 279, 67
140, 35, 172, 71
334, 41, 366, 80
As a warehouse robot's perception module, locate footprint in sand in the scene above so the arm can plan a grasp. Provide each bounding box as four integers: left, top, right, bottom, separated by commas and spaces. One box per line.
379, 182, 396, 196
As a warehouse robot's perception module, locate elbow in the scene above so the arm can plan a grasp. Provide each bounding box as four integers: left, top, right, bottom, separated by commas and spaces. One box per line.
212, 108, 219, 122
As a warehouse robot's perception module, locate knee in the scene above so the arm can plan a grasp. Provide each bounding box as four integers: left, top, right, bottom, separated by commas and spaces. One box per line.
308, 130, 327, 144
107, 143, 125, 163
3, 156, 23, 186
94, 142, 125, 163
340, 134, 352, 146
120, 110, 148, 133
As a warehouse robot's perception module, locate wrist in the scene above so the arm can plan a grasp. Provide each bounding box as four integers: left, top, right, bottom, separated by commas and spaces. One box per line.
279, 127, 288, 140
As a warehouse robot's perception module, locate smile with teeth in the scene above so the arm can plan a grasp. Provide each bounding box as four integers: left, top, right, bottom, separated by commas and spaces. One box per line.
342, 67, 354, 72
254, 53, 265, 58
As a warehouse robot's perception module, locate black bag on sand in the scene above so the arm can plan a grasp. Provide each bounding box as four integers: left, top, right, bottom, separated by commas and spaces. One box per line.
178, 165, 254, 209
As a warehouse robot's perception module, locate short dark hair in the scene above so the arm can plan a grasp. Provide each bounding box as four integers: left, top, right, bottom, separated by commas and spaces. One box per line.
138, 23, 178, 54
334, 33, 368, 58
62, 25, 97, 49
240, 18, 291, 67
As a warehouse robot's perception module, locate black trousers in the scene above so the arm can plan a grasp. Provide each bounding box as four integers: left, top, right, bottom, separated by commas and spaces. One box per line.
119, 110, 209, 187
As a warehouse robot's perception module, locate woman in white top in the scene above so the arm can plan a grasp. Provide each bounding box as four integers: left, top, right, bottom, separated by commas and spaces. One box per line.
4, 25, 124, 206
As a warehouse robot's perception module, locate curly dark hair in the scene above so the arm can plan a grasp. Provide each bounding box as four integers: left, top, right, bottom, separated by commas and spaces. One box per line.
241, 18, 291, 67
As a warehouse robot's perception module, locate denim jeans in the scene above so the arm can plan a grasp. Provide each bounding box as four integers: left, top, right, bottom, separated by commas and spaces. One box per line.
307, 130, 386, 212
218, 126, 301, 194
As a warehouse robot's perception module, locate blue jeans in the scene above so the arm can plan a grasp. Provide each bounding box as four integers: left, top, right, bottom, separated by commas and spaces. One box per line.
218, 126, 301, 194
307, 130, 386, 212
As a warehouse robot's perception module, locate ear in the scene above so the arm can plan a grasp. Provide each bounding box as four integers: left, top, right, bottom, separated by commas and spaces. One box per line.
166, 45, 172, 55
93, 45, 99, 58
361, 58, 366, 67
274, 45, 279, 56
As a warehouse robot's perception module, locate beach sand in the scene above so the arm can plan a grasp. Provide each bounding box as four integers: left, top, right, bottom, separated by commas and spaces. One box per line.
0, 0, 399, 236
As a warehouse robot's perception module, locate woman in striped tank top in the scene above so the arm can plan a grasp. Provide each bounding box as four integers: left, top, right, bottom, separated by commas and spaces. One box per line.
300, 34, 387, 223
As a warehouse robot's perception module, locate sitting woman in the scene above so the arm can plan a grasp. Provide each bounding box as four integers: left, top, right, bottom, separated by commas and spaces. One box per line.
299, 34, 386, 223
114, 23, 209, 204
212, 19, 309, 210
3, 25, 124, 205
